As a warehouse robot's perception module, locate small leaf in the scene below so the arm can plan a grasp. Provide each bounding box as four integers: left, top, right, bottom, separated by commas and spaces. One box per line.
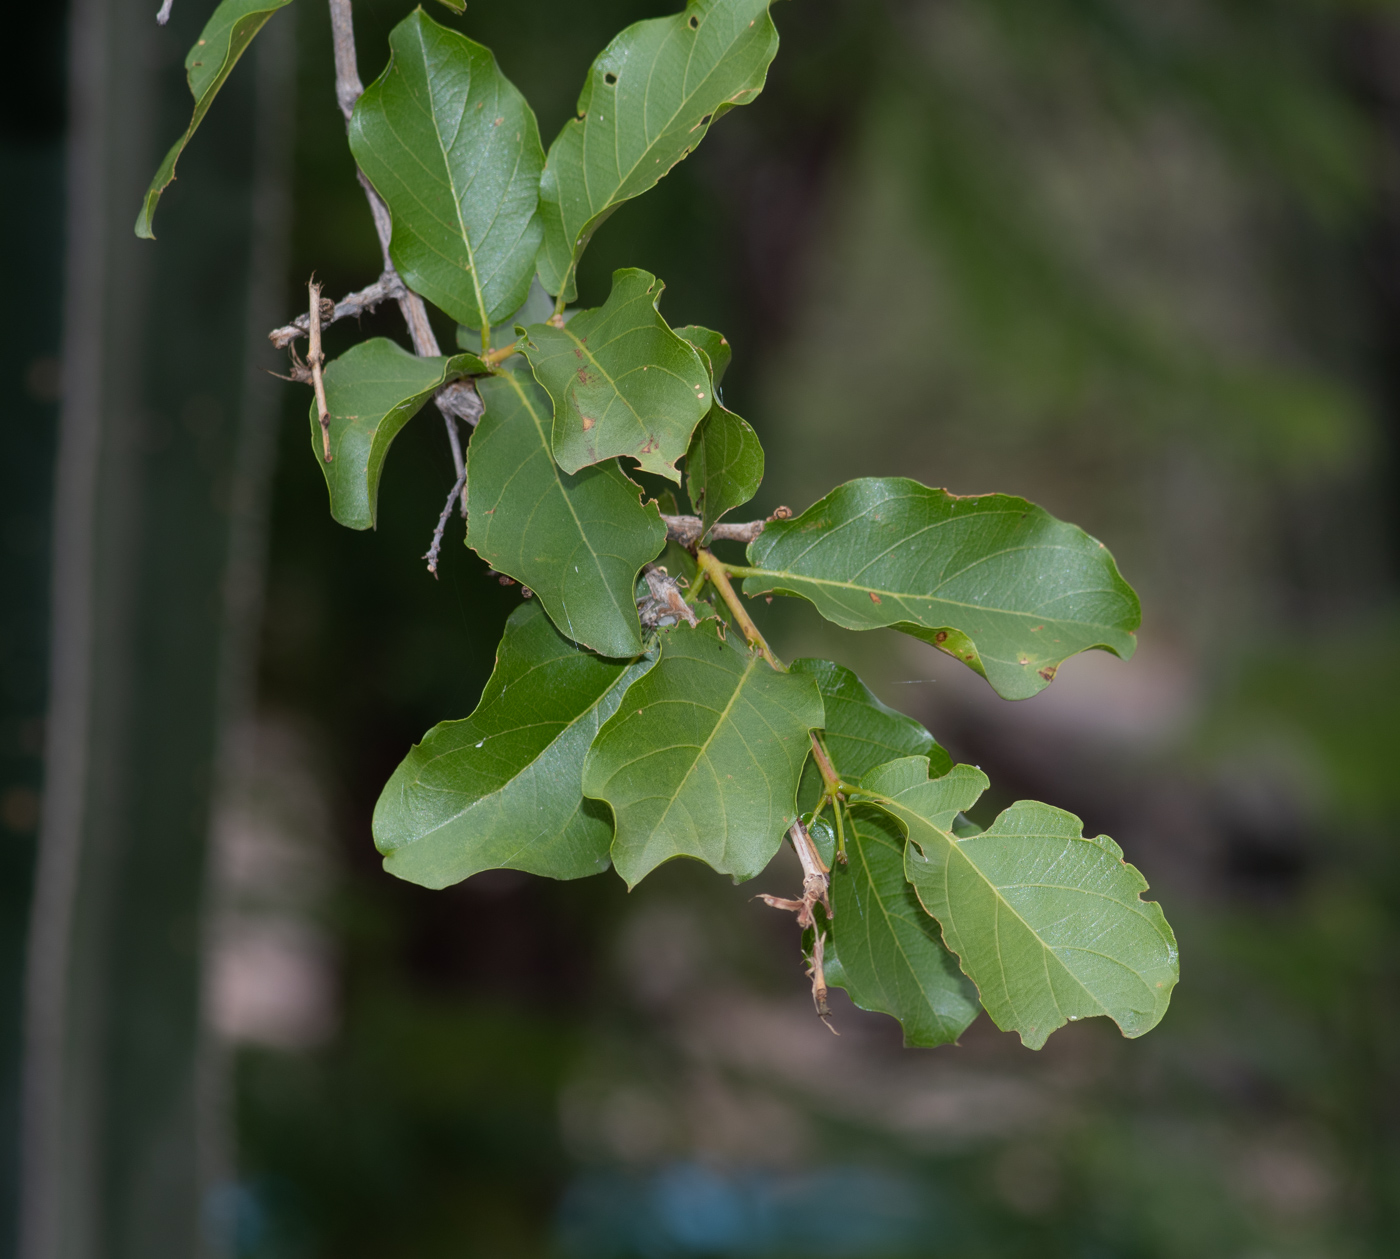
676, 325, 732, 388
680, 326, 764, 535
860, 757, 1180, 1049
791, 658, 951, 820
373, 601, 656, 888
311, 338, 484, 530
135, 0, 295, 238
583, 620, 824, 887
466, 372, 667, 658
744, 477, 1140, 700
813, 807, 979, 1047
536, 0, 781, 300
523, 268, 710, 482
351, 9, 544, 331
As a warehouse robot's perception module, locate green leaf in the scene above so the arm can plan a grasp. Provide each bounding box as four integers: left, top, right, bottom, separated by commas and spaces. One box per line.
350, 9, 545, 331
311, 337, 485, 530
466, 372, 667, 657
522, 268, 710, 482
373, 601, 656, 888
790, 658, 951, 822
135, 0, 295, 238
536, 0, 781, 300
742, 477, 1140, 700
676, 325, 732, 388
679, 326, 764, 535
860, 757, 1179, 1049
583, 620, 824, 888
813, 807, 979, 1047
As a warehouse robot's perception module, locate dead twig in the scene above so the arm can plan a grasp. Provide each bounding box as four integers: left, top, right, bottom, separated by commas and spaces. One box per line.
757, 820, 835, 1028
268, 271, 407, 348
156, 0, 174, 24
308, 280, 332, 462
660, 506, 793, 548
424, 466, 468, 577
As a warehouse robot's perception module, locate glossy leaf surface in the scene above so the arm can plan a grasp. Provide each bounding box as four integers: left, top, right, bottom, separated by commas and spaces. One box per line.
583, 620, 824, 887
536, 0, 781, 299
466, 373, 666, 657
351, 9, 544, 331
136, 0, 294, 238
814, 807, 979, 1047
373, 602, 655, 888
791, 658, 951, 820
743, 478, 1140, 700
861, 758, 1179, 1049
680, 325, 763, 533
523, 269, 709, 481
311, 338, 484, 530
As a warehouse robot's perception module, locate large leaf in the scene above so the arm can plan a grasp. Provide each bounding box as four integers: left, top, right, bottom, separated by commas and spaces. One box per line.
136, 0, 295, 238
312, 338, 485, 530
466, 372, 666, 657
373, 602, 655, 888
350, 10, 544, 332
813, 807, 980, 1048
859, 757, 1179, 1049
523, 269, 710, 481
583, 620, 824, 887
536, 0, 781, 300
790, 658, 951, 820
741, 477, 1141, 700
679, 325, 763, 534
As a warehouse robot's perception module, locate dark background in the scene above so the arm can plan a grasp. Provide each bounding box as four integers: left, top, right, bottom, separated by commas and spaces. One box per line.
6, 0, 1400, 1256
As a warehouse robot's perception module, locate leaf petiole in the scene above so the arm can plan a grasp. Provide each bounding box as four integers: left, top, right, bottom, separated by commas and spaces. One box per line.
696, 548, 782, 670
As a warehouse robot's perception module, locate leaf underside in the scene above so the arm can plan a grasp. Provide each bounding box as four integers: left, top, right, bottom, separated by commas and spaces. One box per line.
136, 0, 295, 238
536, 0, 781, 300
350, 9, 545, 331
311, 338, 484, 530
524, 268, 710, 481
583, 619, 824, 888
817, 806, 980, 1048
466, 372, 666, 658
744, 477, 1142, 700
373, 601, 655, 888
863, 757, 1179, 1049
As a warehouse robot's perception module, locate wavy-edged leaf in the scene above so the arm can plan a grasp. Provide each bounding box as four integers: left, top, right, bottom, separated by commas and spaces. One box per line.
583, 620, 824, 887
136, 0, 295, 238
523, 268, 709, 481
859, 757, 1179, 1049
466, 372, 666, 657
742, 477, 1141, 700
350, 9, 544, 331
373, 601, 655, 888
679, 325, 763, 535
536, 0, 781, 300
791, 658, 951, 824
312, 337, 485, 530
812, 807, 979, 1047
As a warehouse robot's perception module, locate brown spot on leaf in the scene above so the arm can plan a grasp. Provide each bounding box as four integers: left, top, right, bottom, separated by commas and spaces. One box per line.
639, 437, 659, 454
934, 631, 948, 644
1038, 666, 1058, 682
869, 592, 882, 604
1030, 625, 1043, 632
581, 417, 595, 431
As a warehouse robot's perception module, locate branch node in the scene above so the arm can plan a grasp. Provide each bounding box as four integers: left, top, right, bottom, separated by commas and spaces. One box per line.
307, 280, 332, 462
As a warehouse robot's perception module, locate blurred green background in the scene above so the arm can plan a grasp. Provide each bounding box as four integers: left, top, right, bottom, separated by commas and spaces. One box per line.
8, 0, 1400, 1256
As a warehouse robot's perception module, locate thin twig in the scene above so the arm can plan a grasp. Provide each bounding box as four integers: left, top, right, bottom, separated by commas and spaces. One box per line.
308, 280, 332, 462
695, 549, 781, 669
756, 820, 835, 1029
326, 0, 474, 521
424, 466, 468, 577
268, 271, 407, 348
156, 0, 174, 24
660, 507, 792, 548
